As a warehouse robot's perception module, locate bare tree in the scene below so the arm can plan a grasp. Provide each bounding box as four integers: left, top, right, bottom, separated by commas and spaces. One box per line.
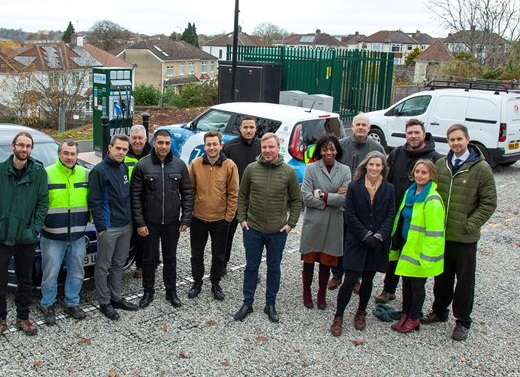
430, 0, 520, 67
253, 22, 289, 45
1, 65, 93, 128
88, 20, 132, 51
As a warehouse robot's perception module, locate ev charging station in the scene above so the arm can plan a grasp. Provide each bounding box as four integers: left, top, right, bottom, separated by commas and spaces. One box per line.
92, 67, 134, 156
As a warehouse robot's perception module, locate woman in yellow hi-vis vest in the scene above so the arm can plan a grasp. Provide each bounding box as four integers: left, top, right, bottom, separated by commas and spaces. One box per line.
390, 159, 445, 333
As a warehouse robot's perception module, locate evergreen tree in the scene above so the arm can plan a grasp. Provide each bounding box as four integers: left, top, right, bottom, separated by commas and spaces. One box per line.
181, 23, 199, 47
62, 21, 75, 43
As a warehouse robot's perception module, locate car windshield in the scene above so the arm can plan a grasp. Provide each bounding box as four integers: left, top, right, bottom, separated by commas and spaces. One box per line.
0, 142, 58, 167
192, 110, 231, 132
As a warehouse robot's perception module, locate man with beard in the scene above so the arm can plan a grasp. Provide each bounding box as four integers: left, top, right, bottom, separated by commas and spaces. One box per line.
374, 118, 442, 304
0, 132, 48, 335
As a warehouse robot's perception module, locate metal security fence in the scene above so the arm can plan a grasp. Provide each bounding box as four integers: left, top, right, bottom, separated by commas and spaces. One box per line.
228, 46, 394, 121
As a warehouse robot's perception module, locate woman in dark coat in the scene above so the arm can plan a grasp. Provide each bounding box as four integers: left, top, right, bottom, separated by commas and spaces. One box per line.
330, 151, 395, 336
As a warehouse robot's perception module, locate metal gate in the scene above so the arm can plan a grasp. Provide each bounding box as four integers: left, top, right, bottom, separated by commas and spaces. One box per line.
228, 46, 394, 121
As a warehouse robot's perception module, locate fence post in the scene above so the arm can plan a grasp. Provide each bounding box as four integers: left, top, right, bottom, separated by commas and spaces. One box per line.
141, 112, 150, 135
102, 116, 109, 159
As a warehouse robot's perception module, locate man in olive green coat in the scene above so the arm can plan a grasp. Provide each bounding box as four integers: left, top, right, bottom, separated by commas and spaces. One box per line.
421, 124, 497, 341
233, 133, 301, 323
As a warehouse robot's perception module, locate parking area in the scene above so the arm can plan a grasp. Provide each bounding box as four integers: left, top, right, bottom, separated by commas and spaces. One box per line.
1, 159, 519, 376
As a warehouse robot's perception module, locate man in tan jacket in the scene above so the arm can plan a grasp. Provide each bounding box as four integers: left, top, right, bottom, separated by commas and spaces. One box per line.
188, 131, 239, 301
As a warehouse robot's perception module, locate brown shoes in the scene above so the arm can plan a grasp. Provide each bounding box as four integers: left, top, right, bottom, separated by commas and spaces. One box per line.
133, 267, 143, 279
16, 318, 38, 336
327, 277, 342, 290
330, 316, 343, 336
374, 290, 396, 303
354, 310, 367, 330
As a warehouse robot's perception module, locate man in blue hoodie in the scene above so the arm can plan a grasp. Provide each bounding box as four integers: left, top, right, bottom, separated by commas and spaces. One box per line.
88, 134, 137, 320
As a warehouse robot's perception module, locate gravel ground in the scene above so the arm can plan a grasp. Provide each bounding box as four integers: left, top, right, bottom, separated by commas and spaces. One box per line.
1, 163, 519, 377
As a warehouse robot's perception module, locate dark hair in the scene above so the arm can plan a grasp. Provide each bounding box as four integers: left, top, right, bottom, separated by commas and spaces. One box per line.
447, 124, 469, 139
12, 131, 33, 147
109, 134, 130, 146
154, 129, 171, 139
204, 131, 222, 143
405, 118, 425, 133
58, 139, 79, 154
312, 135, 343, 161
240, 116, 256, 124
353, 151, 388, 180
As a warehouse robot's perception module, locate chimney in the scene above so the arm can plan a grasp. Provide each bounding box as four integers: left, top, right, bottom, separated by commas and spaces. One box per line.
75, 34, 84, 46
355, 31, 359, 36
316, 29, 321, 35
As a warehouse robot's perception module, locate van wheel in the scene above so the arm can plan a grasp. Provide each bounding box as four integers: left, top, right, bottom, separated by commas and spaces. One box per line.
368, 127, 387, 149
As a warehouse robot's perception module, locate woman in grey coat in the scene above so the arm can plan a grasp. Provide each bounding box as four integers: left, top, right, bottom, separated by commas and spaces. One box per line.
300, 135, 351, 309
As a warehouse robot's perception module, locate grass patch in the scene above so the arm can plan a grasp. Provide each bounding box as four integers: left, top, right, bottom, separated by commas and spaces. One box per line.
47, 124, 93, 141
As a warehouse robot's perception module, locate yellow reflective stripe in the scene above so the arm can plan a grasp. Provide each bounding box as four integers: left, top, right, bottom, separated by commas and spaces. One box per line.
46, 206, 88, 214
400, 254, 421, 266
43, 225, 87, 234
420, 253, 444, 263
409, 224, 443, 237
425, 195, 442, 203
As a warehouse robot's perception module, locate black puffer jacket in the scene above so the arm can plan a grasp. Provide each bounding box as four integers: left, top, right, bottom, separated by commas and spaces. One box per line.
131, 148, 192, 226
386, 133, 442, 208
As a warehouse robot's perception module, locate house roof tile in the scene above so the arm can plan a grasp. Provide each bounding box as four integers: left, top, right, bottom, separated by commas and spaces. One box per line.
116, 39, 217, 61
363, 30, 419, 44
204, 32, 269, 47
415, 39, 453, 62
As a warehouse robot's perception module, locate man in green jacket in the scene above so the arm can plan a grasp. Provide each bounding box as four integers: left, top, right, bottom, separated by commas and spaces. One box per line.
421, 124, 497, 341
233, 133, 301, 323
0, 132, 49, 336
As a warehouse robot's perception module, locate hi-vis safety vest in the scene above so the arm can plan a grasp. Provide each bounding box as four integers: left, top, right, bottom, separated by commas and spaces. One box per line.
392, 182, 445, 278
42, 160, 89, 241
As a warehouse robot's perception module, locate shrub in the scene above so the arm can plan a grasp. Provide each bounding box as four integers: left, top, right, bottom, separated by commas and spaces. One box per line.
133, 84, 161, 106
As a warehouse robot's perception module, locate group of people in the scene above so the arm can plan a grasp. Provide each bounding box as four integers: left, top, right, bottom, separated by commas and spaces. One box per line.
0, 113, 497, 341
299, 116, 496, 341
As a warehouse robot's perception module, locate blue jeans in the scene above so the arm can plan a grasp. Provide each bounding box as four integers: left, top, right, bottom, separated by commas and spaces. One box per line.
242, 228, 288, 306
40, 236, 86, 308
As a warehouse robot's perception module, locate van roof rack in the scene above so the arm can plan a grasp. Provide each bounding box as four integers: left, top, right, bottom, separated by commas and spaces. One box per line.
425, 80, 513, 93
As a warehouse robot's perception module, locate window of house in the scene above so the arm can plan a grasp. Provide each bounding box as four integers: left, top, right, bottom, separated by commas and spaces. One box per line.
189, 63, 194, 74
371, 43, 382, 52
201, 61, 208, 73
179, 64, 184, 75
211, 62, 216, 73
407, 45, 413, 51
391, 44, 402, 52
166, 66, 174, 77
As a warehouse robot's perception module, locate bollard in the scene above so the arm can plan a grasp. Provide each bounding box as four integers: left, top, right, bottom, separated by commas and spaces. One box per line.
142, 112, 150, 136
102, 116, 109, 159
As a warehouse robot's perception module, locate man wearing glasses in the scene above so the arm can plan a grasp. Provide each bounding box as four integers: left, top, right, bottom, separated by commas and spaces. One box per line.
39, 139, 90, 326
0, 132, 49, 335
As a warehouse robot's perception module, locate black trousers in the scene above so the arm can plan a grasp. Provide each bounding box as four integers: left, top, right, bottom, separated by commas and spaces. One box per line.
142, 222, 180, 294
190, 217, 229, 284
402, 276, 427, 320
432, 240, 477, 328
335, 270, 377, 317
0, 243, 36, 320
224, 215, 239, 265
383, 260, 400, 294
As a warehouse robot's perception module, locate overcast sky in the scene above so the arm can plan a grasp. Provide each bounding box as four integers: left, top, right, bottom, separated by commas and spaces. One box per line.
3, 0, 448, 38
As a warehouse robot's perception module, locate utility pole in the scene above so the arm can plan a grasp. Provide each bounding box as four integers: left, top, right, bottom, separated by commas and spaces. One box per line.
231, 0, 239, 102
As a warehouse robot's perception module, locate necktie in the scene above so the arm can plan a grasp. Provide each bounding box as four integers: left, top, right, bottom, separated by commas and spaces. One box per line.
454, 158, 462, 168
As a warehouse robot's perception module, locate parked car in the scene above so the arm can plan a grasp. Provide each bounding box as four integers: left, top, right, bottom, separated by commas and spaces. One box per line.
0, 124, 134, 288
365, 81, 520, 167
157, 102, 345, 183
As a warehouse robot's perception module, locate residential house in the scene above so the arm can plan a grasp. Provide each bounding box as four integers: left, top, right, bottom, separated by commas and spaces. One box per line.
338, 32, 367, 50
281, 30, 345, 49
203, 31, 268, 60
358, 30, 423, 65
0, 35, 131, 120
413, 39, 453, 84
443, 28, 507, 68
114, 39, 218, 94
406, 30, 435, 50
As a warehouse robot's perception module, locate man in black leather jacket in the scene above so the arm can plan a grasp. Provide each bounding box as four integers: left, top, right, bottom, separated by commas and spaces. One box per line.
130, 129, 193, 309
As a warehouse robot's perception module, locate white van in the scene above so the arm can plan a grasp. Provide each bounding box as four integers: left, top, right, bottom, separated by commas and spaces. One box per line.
157, 102, 345, 183
366, 81, 520, 166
